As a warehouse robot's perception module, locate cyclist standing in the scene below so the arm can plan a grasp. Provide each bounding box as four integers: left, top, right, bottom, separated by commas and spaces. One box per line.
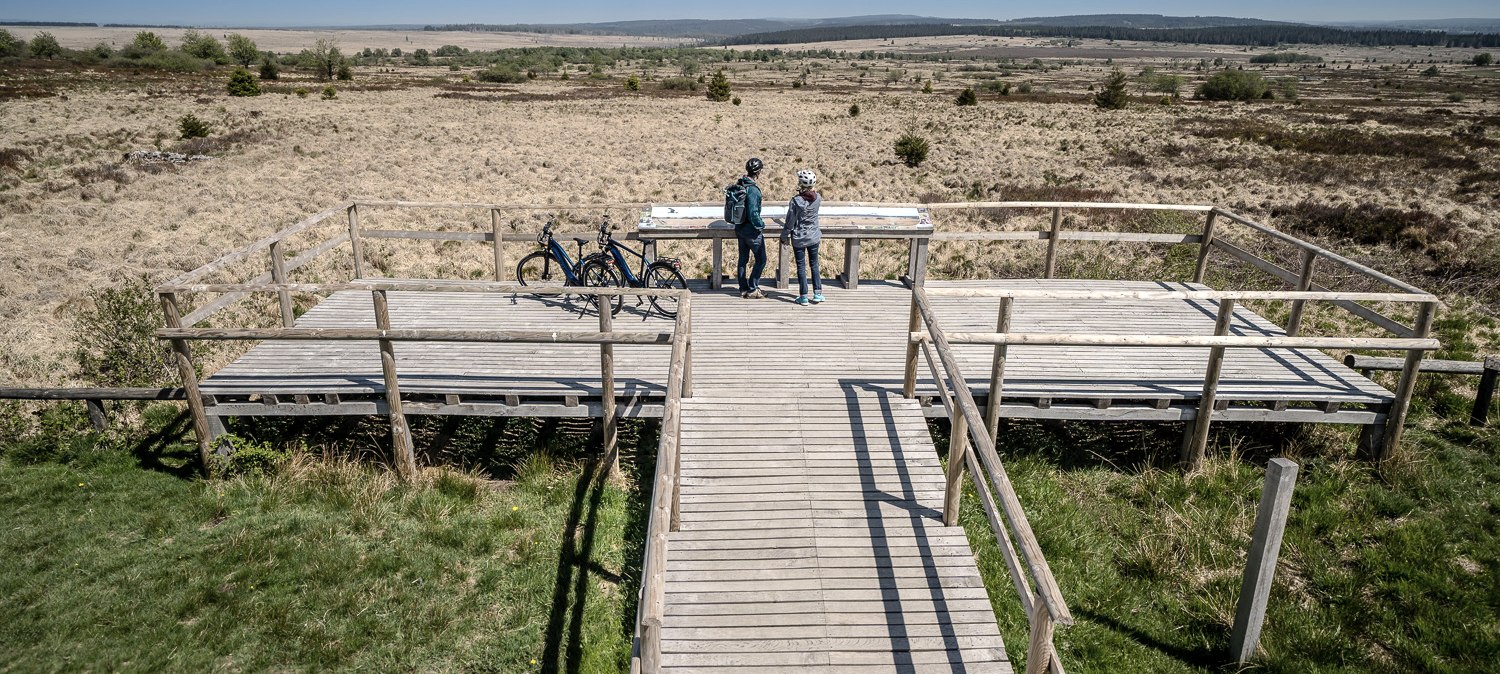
782, 169, 824, 306
734, 158, 768, 299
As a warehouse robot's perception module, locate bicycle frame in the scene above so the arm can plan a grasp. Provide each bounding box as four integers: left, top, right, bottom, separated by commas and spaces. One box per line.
604, 238, 647, 286
544, 236, 583, 285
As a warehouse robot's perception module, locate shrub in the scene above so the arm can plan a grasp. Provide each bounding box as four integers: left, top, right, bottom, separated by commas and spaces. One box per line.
434, 44, 466, 57
849, 103, 860, 117
0, 29, 23, 58
137, 50, 207, 73
922, 80, 933, 93
27, 31, 61, 60
227, 33, 258, 66
303, 38, 342, 80
894, 131, 930, 167
1473, 53, 1493, 67
791, 79, 803, 89
336, 62, 352, 80
732, 96, 741, 105
227, 67, 260, 96
476, 65, 526, 83
411, 48, 430, 66
1094, 69, 1129, 110
72, 276, 173, 388
294, 86, 309, 98
178, 113, 211, 139
259, 57, 279, 80
1448, 92, 1466, 103
1196, 69, 1268, 101
180, 30, 228, 64
624, 75, 640, 91
1248, 53, 1323, 64
1422, 65, 1441, 77
955, 87, 977, 106
220, 434, 292, 477
322, 85, 337, 100
659, 76, 696, 90
90, 42, 112, 59
707, 69, 732, 102
132, 31, 165, 53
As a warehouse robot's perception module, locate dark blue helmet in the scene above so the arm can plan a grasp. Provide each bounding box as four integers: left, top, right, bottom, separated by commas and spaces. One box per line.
745, 157, 764, 175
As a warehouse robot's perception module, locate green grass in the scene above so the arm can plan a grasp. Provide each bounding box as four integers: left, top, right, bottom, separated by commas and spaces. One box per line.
0, 404, 649, 673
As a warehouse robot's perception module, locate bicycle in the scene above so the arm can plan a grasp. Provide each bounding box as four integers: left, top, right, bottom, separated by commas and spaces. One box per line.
514, 220, 624, 315
580, 217, 688, 318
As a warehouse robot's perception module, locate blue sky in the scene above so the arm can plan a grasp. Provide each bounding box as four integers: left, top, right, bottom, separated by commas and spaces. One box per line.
0, 1, 1494, 26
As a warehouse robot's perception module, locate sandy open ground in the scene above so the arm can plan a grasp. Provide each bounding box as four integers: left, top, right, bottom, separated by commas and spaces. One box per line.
1, 36, 1497, 385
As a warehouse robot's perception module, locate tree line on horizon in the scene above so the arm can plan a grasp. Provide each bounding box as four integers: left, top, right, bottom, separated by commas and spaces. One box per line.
723, 23, 1500, 49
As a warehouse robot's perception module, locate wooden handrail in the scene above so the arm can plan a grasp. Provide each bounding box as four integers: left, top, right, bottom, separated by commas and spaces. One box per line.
158, 281, 690, 298
164, 202, 352, 287
157, 327, 676, 344
907, 286, 1072, 674
0, 387, 186, 400
920, 287, 1436, 302
916, 332, 1440, 351
1211, 208, 1430, 296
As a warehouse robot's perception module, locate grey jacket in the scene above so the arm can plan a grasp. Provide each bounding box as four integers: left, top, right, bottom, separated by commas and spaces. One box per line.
781, 190, 822, 248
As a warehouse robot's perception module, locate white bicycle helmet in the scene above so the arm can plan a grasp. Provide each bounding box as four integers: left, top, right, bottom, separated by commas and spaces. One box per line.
797, 169, 817, 188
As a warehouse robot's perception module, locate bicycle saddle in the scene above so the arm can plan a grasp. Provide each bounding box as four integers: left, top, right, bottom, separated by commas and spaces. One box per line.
571, 236, 590, 245
637, 237, 655, 245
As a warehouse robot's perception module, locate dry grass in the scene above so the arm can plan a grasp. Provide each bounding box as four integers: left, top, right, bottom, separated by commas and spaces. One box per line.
1, 39, 1498, 384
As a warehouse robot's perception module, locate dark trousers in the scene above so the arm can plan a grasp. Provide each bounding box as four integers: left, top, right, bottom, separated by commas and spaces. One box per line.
736, 231, 766, 293
795, 243, 822, 297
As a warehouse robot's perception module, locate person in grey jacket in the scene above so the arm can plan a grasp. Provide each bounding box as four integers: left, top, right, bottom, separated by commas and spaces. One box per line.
781, 169, 824, 305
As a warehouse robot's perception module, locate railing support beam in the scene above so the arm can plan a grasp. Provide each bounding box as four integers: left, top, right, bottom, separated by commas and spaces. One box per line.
1043, 208, 1063, 279
491, 208, 505, 281
600, 304, 618, 477
943, 405, 968, 526
983, 297, 1013, 445
372, 289, 416, 480
1285, 249, 1318, 337
1182, 298, 1235, 471
269, 239, 294, 328
1192, 210, 1218, 284
1378, 301, 1437, 462
347, 204, 365, 279
159, 292, 214, 477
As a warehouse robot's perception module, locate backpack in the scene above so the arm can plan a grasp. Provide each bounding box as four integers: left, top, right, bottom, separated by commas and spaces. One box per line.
724, 181, 748, 226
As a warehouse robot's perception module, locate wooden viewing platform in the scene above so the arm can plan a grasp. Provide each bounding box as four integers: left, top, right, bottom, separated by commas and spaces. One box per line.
151, 200, 1442, 674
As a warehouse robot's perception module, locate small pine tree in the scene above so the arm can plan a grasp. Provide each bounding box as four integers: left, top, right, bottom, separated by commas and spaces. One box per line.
1094, 69, 1129, 110
707, 69, 732, 102
894, 131, 930, 167
955, 87, 977, 106
178, 114, 211, 140
259, 57, 279, 80
624, 75, 640, 91
922, 80, 933, 93
849, 103, 860, 117
226, 67, 261, 97
732, 96, 741, 105
322, 85, 337, 100
336, 62, 353, 81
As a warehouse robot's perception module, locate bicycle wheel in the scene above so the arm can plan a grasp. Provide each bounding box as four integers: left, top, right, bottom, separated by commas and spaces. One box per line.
578, 260, 625, 316
643, 263, 688, 319
515, 251, 563, 289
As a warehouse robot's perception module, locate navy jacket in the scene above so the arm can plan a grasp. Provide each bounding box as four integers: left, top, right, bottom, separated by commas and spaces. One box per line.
736, 176, 764, 235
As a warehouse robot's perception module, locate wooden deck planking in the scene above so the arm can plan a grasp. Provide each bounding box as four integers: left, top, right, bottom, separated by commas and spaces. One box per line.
202, 279, 1391, 414
661, 391, 1012, 673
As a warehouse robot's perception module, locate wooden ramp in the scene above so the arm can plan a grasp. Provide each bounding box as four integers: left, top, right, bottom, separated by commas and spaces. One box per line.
663, 389, 1011, 673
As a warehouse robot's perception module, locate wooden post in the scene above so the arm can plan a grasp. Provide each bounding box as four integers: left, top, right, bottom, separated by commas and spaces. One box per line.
1379, 301, 1436, 462
159, 292, 213, 477
1285, 249, 1318, 337
907, 236, 930, 287
85, 399, 107, 431
1473, 356, 1499, 426
843, 237, 861, 290
1230, 458, 1299, 664
983, 297, 1013, 445
944, 405, 969, 526
490, 208, 505, 281
1182, 298, 1235, 471
681, 296, 693, 399
1043, 208, 1063, 279
372, 289, 416, 479
1024, 600, 1055, 674
1192, 210, 1219, 284
600, 303, 618, 476
347, 204, 366, 279
903, 293, 921, 398
775, 239, 790, 290
710, 235, 725, 290
268, 239, 294, 327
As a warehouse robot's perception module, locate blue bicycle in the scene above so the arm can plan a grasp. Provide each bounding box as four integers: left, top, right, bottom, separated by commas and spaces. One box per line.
581, 217, 688, 318
515, 221, 623, 315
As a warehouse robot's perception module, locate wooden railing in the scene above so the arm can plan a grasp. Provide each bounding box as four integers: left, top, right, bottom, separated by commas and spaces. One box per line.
0, 388, 187, 431
902, 285, 1073, 674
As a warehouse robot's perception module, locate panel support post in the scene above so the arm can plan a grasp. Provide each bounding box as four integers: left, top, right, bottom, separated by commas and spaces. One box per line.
1473, 356, 1499, 426
943, 404, 969, 527
159, 292, 213, 477
1182, 298, 1235, 471
1043, 208, 1063, 279
1024, 601, 1055, 674
1285, 248, 1318, 337
907, 236, 929, 287
491, 208, 505, 281
85, 399, 107, 431
775, 238, 790, 290
1379, 301, 1436, 462
599, 302, 618, 477
711, 235, 723, 290
1230, 457, 1300, 664
347, 203, 365, 279
1192, 210, 1219, 284
983, 297, 1013, 445
269, 239, 294, 327
903, 292, 921, 398
843, 237, 861, 290
372, 289, 416, 480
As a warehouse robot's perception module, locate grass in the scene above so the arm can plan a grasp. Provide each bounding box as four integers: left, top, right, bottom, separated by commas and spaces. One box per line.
0, 403, 651, 673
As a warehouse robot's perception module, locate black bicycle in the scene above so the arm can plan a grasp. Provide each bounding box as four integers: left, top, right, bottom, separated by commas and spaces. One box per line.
514, 221, 624, 315
580, 217, 688, 318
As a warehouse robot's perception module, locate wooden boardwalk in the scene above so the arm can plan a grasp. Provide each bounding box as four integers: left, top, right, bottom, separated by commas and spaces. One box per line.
665, 391, 1009, 672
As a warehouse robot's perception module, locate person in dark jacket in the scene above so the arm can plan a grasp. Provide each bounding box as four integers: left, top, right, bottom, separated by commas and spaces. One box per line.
781, 169, 824, 305
735, 157, 767, 299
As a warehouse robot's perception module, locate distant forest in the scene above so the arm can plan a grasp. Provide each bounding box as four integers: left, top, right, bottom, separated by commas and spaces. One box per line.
724, 23, 1500, 49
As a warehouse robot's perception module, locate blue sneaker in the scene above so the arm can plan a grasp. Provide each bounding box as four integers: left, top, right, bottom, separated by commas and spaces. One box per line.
811, 293, 826, 304
795, 296, 810, 306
